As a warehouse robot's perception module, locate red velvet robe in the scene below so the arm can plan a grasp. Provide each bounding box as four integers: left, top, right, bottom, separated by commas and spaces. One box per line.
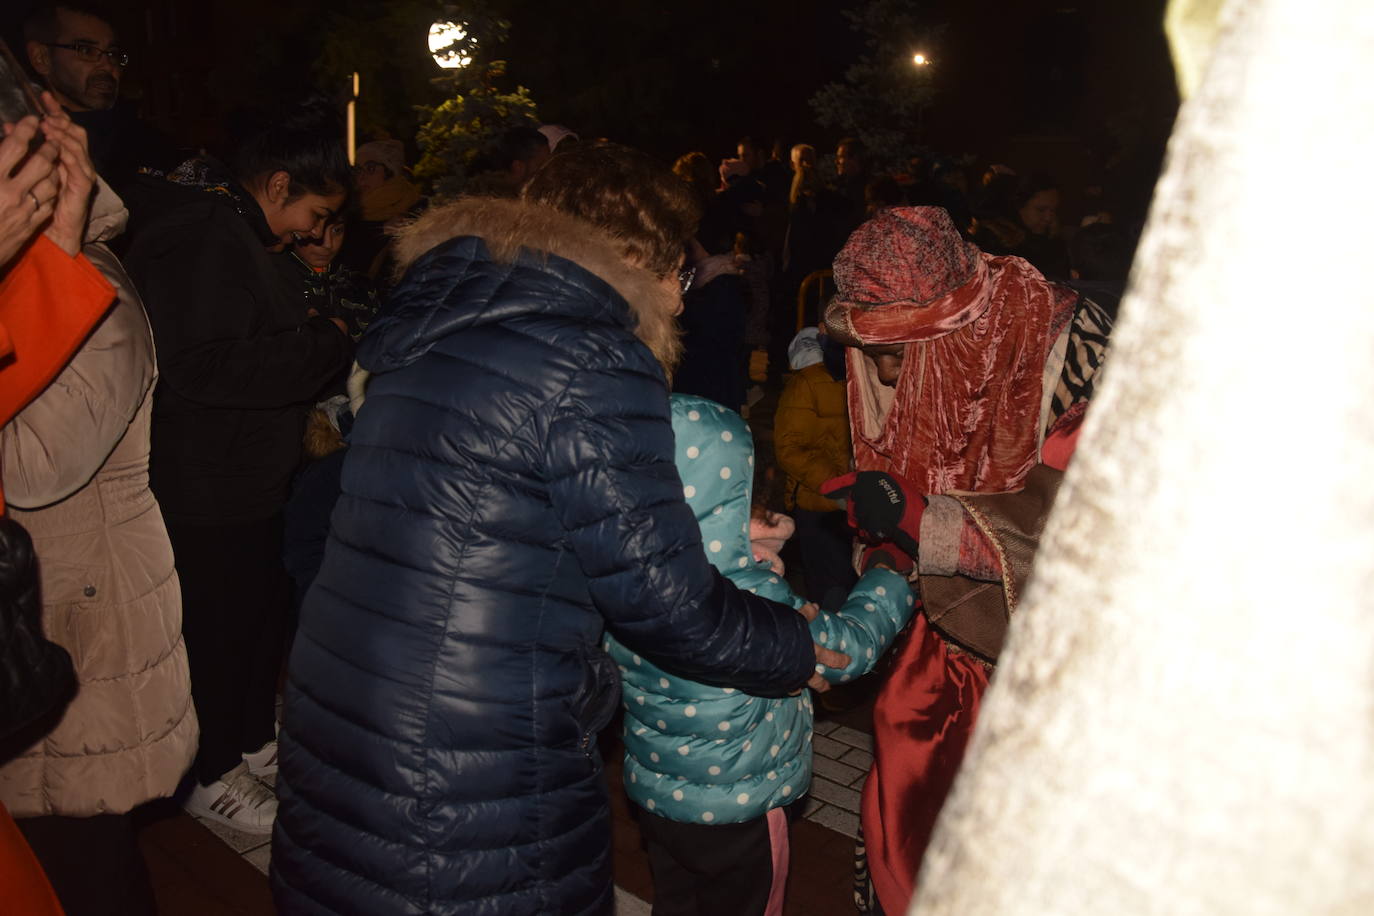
826, 207, 1078, 914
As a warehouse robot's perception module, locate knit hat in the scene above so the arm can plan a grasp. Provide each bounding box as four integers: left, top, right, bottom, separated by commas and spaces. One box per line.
825, 206, 990, 346
355, 139, 406, 176
787, 327, 823, 370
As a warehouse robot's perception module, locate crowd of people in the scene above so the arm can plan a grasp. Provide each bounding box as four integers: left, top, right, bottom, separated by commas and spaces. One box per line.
0, 3, 1127, 915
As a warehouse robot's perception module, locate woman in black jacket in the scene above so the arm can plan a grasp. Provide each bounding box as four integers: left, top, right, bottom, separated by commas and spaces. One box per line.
122, 100, 354, 834
271, 144, 836, 915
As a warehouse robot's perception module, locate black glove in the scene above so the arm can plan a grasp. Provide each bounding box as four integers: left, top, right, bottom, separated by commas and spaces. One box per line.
822, 470, 926, 559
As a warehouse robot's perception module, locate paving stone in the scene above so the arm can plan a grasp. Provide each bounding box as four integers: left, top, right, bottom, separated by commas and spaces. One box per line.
812, 734, 848, 759
808, 803, 860, 839
196, 815, 273, 854
243, 843, 272, 876
139, 812, 274, 914
812, 719, 841, 736
812, 755, 865, 786
840, 747, 873, 771
828, 725, 874, 752
809, 776, 862, 813
852, 773, 867, 792
615, 888, 651, 915
802, 797, 825, 817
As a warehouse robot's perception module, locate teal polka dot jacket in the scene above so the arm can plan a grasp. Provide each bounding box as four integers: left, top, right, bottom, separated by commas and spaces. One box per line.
604, 394, 915, 825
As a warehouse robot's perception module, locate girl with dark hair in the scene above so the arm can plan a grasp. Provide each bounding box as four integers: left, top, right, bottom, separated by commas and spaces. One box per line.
121, 97, 355, 835
972, 171, 1071, 279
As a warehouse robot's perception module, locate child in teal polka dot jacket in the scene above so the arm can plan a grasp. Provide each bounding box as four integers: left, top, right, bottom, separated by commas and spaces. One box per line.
604, 393, 915, 913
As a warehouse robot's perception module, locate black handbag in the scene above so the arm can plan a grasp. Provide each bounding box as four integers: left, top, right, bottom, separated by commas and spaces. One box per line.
0, 515, 74, 747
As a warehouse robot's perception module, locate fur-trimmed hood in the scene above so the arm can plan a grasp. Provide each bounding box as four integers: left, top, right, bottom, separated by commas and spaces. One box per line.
358, 196, 681, 379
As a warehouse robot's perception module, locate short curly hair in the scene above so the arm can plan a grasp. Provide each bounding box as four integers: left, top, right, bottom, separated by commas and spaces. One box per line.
521, 142, 701, 278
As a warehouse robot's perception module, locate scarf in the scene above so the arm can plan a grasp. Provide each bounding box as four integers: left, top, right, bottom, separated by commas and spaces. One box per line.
825, 207, 1077, 494
162, 157, 278, 247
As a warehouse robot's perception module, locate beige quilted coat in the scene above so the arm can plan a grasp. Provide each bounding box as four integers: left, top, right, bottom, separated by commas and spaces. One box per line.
0, 183, 197, 816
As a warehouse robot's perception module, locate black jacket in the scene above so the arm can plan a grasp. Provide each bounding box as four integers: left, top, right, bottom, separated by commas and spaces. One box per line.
123, 169, 352, 523
270, 197, 815, 915
0, 517, 74, 751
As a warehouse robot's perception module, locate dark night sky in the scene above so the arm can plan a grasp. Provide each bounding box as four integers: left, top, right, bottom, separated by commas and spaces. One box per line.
488, 0, 1178, 218
498, 0, 861, 154
499, 1, 1177, 164
4, 0, 1178, 218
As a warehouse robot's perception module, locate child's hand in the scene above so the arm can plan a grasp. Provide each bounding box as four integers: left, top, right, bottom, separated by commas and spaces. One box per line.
750, 508, 794, 575
796, 602, 819, 623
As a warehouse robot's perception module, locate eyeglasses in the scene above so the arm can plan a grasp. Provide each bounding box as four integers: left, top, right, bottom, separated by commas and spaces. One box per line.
46, 43, 129, 67
678, 266, 696, 295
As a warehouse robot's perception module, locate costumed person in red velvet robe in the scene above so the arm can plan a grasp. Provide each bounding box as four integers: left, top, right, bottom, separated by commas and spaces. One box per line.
820, 206, 1111, 914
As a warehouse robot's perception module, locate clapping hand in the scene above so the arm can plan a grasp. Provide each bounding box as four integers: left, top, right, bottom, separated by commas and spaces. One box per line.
0, 116, 59, 267
36, 92, 96, 257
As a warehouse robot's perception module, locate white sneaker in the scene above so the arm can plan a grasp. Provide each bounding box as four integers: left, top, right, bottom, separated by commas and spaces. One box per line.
243, 738, 278, 778
184, 762, 277, 835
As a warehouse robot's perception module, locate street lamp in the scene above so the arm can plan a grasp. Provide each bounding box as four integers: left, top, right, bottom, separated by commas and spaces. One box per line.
429, 20, 475, 69
911, 54, 933, 146
346, 71, 359, 165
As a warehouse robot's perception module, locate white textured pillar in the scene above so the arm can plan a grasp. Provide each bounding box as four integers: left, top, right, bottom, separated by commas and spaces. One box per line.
910, 1, 1374, 913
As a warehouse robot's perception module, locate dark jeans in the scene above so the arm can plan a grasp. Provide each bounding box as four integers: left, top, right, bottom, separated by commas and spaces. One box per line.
18, 813, 155, 916
636, 803, 798, 916
166, 516, 289, 784
793, 508, 858, 611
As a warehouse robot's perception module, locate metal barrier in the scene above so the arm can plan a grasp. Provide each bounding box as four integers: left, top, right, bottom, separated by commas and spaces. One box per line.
795, 269, 835, 332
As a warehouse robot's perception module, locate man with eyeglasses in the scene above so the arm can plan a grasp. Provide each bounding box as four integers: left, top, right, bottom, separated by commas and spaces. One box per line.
23, 2, 124, 113
23, 2, 178, 236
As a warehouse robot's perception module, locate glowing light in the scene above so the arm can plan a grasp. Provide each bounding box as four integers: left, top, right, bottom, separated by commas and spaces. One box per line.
913, 53, 929, 66
346, 72, 358, 164
429, 20, 475, 69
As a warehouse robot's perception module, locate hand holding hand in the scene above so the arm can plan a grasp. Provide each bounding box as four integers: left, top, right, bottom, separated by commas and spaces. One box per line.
797, 603, 850, 692
0, 117, 59, 267
806, 641, 851, 693
822, 470, 926, 559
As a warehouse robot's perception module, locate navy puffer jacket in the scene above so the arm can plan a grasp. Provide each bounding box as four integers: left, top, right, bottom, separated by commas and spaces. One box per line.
271, 198, 816, 915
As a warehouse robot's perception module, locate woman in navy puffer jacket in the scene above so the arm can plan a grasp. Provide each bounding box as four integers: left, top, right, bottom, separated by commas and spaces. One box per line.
270, 145, 824, 915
